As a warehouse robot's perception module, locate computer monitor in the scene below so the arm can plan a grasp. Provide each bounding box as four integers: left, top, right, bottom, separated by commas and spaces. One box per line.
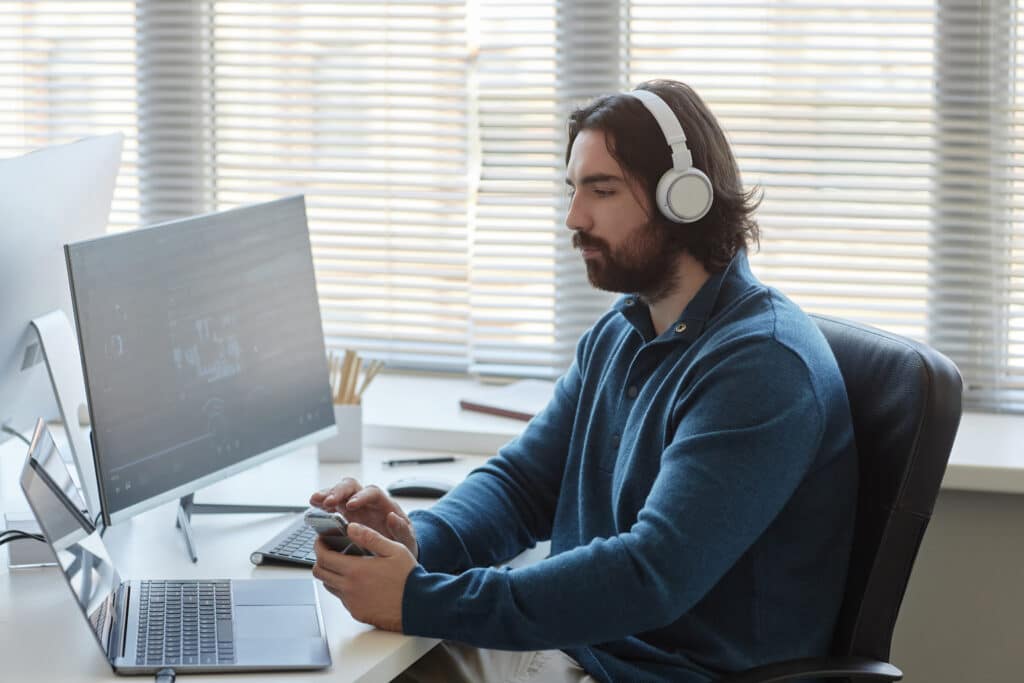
64, 195, 335, 540
0, 133, 122, 512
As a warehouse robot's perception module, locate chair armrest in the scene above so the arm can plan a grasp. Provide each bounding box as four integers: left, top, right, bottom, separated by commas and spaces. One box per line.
717, 655, 903, 682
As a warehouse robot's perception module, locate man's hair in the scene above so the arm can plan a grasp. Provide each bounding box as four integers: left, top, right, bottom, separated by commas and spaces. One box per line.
566, 79, 761, 272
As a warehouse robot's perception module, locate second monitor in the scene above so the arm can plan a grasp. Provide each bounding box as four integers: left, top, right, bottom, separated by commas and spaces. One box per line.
65, 195, 335, 559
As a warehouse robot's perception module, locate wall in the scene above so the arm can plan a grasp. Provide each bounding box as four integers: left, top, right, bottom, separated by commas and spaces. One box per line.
892, 490, 1024, 682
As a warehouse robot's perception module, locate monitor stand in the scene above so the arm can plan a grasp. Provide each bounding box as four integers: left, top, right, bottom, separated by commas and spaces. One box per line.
30, 310, 102, 521
175, 494, 307, 563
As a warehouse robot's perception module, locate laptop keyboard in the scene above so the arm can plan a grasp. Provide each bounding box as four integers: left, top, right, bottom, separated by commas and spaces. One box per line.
136, 580, 235, 667
250, 516, 317, 566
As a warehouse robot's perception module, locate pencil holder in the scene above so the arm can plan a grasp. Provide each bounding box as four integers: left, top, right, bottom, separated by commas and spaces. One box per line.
317, 403, 363, 463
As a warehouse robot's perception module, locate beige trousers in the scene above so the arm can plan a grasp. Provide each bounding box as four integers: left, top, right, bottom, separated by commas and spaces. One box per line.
394, 641, 598, 683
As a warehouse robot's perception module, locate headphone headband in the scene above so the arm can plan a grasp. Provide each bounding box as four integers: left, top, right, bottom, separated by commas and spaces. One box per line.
627, 89, 693, 170
622, 88, 713, 224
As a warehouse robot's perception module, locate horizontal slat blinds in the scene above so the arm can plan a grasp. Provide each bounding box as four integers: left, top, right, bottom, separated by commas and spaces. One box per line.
200, 2, 472, 370
469, 1, 620, 377
931, 0, 1021, 411
6, 1, 1024, 410
0, 2, 139, 232
629, 1, 936, 341
469, 1, 563, 376
628, 0, 1024, 411
4, 1, 474, 372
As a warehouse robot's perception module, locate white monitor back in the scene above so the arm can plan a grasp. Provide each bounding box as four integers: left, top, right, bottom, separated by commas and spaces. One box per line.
0, 134, 123, 504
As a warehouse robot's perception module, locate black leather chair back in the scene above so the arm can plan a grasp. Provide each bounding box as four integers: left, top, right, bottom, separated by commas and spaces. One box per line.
812, 315, 963, 662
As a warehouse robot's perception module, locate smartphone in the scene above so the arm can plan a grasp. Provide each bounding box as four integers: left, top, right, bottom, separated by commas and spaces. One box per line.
303, 509, 370, 555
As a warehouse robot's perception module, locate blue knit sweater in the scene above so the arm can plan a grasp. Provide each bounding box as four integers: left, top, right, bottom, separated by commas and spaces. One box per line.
403, 250, 858, 682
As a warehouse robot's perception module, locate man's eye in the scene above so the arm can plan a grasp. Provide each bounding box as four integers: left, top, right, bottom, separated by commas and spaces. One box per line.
594, 188, 614, 197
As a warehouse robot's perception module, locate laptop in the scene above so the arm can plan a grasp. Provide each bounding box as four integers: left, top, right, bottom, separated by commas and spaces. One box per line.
19, 420, 332, 674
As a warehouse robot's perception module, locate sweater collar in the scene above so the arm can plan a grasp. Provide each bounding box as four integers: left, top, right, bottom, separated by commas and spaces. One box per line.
615, 249, 755, 343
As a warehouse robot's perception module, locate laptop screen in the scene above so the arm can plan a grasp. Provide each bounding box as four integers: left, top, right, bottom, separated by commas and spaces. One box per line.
20, 421, 121, 659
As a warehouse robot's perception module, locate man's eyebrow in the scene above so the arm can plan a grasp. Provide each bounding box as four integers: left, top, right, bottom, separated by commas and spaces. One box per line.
565, 173, 623, 187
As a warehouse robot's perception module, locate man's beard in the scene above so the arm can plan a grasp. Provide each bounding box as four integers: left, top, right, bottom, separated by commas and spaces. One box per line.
572, 220, 681, 303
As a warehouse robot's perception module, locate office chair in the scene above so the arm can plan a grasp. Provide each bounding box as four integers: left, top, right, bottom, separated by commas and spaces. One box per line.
720, 315, 963, 683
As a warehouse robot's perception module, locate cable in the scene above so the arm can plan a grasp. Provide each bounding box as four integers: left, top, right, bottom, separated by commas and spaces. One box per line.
93, 511, 108, 538
0, 530, 45, 541
0, 424, 44, 547
1, 425, 31, 446
0, 530, 45, 546
154, 667, 176, 683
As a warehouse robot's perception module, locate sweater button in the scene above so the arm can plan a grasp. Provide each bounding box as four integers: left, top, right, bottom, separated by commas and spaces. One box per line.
611, 434, 621, 448
627, 385, 638, 398
675, 322, 687, 333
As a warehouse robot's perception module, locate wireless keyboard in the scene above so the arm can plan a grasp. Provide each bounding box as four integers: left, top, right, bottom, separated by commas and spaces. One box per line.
249, 516, 316, 566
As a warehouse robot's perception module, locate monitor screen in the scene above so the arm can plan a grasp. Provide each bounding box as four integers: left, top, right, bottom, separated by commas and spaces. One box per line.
65, 195, 335, 524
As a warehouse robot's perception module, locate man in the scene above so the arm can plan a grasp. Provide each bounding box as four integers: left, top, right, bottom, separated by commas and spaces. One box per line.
310, 79, 858, 682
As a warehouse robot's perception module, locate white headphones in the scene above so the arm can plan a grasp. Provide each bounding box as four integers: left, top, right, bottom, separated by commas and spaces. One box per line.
626, 89, 714, 224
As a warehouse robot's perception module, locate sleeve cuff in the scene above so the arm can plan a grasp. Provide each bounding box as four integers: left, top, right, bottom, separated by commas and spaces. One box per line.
409, 509, 470, 574
400, 565, 496, 643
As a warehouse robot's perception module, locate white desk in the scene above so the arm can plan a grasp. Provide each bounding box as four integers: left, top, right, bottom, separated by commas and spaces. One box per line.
9, 372, 1024, 683
0, 441, 487, 682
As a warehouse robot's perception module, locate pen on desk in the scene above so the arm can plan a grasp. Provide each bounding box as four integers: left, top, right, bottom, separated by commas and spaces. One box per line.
381, 456, 456, 467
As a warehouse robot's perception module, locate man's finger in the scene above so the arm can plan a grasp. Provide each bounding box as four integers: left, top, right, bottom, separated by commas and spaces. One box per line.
315, 478, 363, 509
347, 522, 404, 558
312, 562, 344, 590
346, 484, 385, 510
313, 537, 349, 572
314, 537, 368, 575
322, 583, 347, 606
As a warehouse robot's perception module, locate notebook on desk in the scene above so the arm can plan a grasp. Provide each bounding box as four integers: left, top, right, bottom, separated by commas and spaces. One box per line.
458, 379, 556, 421
20, 420, 331, 674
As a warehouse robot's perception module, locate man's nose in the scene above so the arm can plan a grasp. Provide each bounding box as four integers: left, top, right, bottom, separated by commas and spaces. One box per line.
565, 194, 590, 232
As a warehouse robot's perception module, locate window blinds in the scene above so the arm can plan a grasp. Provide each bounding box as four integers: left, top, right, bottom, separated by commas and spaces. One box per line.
629, 1, 937, 341
627, 0, 1024, 411
198, 1, 473, 371
0, 2, 139, 231
4, 0, 1024, 410
469, 1, 564, 376
469, 1, 619, 377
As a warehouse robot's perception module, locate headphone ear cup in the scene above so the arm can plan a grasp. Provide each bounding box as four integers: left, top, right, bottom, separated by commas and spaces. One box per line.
656, 168, 714, 224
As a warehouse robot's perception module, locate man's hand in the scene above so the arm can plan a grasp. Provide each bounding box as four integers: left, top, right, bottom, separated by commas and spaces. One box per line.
310, 478, 418, 558
312, 522, 417, 632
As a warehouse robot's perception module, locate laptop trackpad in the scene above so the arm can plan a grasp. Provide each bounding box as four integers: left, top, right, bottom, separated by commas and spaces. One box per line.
234, 605, 321, 638
233, 579, 315, 605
